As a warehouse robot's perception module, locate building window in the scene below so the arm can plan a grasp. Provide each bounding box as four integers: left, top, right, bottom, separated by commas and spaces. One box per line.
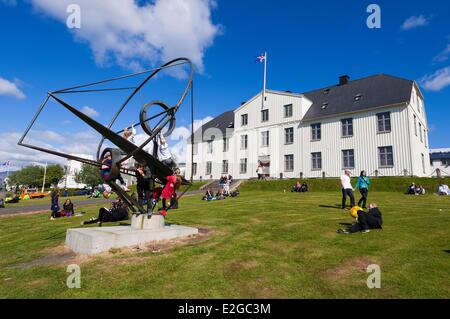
206, 161, 212, 175
285, 127, 294, 145
378, 146, 394, 167
421, 154, 426, 174
240, 158, 247, 174
342, 149, 355, 169
261, 109, 269, 122
417, 95, 421, 113
261, 131, 269, 147
341, 118, 353, 137
240, 135, 248, 150
284, 154, 294, 172
241, 114, 248, 126
193, 143, 198, 155
223, 137, 229, 152
311, 152, 322, 170
207, 140, 213, 154
377, 112, 391, 133
222, 160, 229, 174
424, 131, 428, 148
414, 115, 418, 136
192, 163, 197, 176
284, 104, 293, 118
419, 123, 423, 143
311, 123, 321, 141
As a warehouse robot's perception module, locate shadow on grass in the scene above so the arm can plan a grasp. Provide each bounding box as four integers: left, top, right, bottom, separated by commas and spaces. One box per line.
444, 250, 450, 254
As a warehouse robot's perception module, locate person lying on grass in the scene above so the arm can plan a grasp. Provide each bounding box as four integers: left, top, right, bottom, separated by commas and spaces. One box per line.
82, 199, 129, 226
338, 203, 383, 234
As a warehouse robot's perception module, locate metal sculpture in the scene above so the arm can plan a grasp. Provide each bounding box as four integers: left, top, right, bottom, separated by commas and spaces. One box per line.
18, 57, 194, 216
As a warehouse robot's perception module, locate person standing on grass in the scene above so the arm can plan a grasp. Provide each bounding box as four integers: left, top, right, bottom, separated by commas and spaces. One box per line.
256, 163, 264, 180
340, 170, 355, 209
50, 189, 60, 220
355, 170, 371, 208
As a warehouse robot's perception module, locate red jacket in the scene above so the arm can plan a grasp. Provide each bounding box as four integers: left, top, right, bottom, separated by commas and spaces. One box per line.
161, 175, 177, 200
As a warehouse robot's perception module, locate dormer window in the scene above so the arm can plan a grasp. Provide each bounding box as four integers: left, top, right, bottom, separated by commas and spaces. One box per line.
321, 103, 328, 110
354, 94, 362, 101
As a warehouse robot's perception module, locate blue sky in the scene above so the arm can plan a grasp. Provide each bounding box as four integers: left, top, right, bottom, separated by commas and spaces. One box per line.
0, 0, 449, 168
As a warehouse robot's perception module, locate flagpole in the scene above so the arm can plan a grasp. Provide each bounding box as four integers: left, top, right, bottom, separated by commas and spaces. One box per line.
42, 162, 47, 192
262, 51, 267, 108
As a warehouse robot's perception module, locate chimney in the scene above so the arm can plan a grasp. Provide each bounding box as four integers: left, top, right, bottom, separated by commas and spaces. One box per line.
339, 75, 350, 85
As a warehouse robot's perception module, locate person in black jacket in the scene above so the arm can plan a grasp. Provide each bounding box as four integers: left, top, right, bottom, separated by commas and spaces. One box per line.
82, 199, 129, 226
338, 203, 383, 234
136, 162, 154, 212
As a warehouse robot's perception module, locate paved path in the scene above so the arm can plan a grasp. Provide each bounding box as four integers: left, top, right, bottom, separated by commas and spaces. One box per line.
0, 190, 205, 217
0, 198, 114, 217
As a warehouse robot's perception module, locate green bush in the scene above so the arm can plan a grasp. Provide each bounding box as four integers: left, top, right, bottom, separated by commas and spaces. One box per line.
241, 177, 450, 193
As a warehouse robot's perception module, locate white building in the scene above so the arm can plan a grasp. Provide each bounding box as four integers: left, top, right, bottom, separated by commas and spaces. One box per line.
430, 148, 450, 176
186, 74, 431, 180
58, 154, 94, 189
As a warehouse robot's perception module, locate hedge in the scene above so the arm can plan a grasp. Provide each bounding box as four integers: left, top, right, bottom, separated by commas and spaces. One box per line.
240, 177, 450, 193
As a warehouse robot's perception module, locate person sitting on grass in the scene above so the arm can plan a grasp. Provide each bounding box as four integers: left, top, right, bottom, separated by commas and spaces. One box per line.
438, 183, 450, 196
300, 182, 308, 192
202, 188, 214, 201
60, 199, 75, 217
292, 182, 302, 192
215, 188, 226, 200
416, 185, 426, 195
5, 194, 20, 204
407, 182, 417, 195
338, 203, 383, 234
82, 199, 129, 226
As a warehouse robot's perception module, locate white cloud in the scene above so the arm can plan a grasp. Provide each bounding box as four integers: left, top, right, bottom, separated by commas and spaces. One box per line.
434, 44, 450, 63
420, 66, 450, 91
31, 0, 220, 72
401, 15, 429, 30
81, 106, 99, 117
0, 132, 66, 164
0, 76, 26, 99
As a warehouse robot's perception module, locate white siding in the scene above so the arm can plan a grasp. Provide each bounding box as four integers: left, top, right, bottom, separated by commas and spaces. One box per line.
186, 84, 432, 180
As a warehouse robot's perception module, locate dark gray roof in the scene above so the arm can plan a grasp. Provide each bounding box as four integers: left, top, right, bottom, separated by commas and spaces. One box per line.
302, 74, 414, 121
190, 110, 234, 142
430, 152, 450, 160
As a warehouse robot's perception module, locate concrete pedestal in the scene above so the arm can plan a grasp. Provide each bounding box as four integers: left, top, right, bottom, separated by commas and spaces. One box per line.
131, 214, 165, 229
66, 219, 198, 255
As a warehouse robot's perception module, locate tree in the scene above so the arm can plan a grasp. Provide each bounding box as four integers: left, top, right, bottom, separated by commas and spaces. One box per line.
6, 164, 64, 188
75, 164, 102, 188
7, 165, 44, 187
46, 164, 65, 187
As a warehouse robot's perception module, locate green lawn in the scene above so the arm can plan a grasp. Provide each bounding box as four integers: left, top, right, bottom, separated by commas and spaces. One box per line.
0, 188, 449, 298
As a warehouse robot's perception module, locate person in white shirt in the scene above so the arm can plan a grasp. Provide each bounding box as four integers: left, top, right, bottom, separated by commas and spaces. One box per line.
256, 164, 264, 180
340, 170, 355, 209
438, 184, 450, 196
158, 134, 176, 169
